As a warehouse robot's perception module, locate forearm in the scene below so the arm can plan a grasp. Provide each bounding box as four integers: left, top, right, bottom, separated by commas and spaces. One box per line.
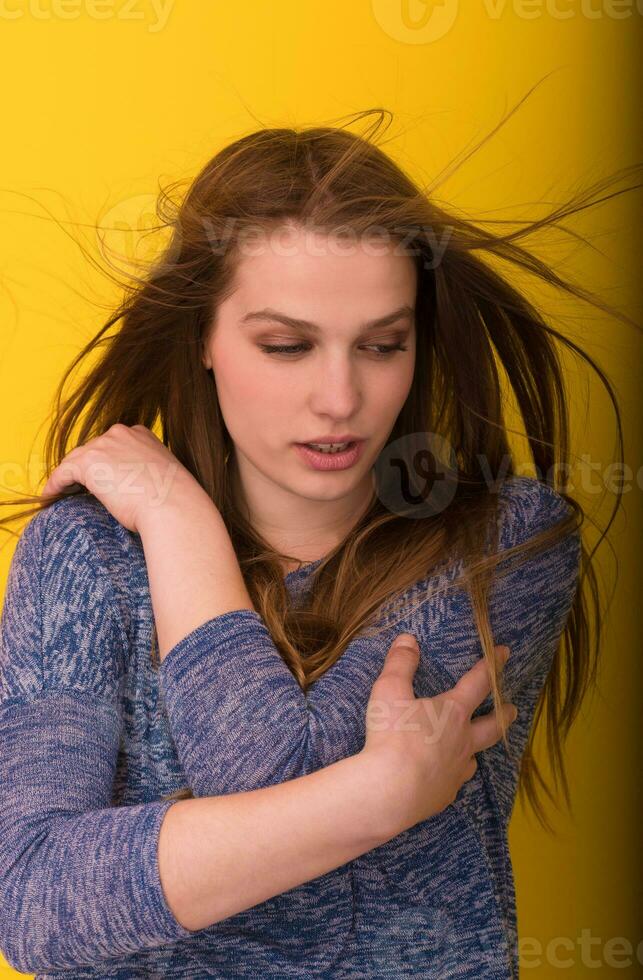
158, 749, 393, 932
138, 481, 255, 659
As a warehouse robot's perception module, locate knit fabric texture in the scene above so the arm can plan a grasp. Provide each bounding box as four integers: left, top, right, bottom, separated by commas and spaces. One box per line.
0, 476, 581, 979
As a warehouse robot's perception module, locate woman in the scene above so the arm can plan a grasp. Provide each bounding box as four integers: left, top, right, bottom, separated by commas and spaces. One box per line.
0, 109, 633, 978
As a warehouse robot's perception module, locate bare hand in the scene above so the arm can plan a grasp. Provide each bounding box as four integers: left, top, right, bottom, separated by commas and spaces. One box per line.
362, 634, 517, 835
40, 423, 201, 534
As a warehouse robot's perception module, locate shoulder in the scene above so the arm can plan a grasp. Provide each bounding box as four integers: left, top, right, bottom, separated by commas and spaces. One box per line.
1, 495, 136, 702
485, 477, 583, 641
494, 475, 581, 556
12, 493, 135, 596
17, 491, 125, 553
4, 493, 137, 648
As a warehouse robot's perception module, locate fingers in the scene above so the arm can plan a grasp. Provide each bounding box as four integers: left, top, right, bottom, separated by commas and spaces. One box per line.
470, 701, 518, 753
375, 633, 420, 697
378, 633, 420, 682
41, 458, 85, 498
453, 646, 510, 717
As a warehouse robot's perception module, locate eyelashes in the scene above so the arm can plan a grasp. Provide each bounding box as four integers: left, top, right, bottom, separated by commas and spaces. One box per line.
258, 343, 409, 358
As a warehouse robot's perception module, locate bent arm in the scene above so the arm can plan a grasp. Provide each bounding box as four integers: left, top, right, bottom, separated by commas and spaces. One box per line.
0, 498, 389, 974
157, 608, 360, 796
0, 690, 389, 973
142, 492, 366, 796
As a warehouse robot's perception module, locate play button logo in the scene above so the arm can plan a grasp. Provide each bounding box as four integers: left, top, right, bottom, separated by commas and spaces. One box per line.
371, 0, 459, 45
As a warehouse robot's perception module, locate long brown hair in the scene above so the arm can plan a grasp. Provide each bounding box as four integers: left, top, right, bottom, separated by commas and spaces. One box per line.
1, 103, 639, 832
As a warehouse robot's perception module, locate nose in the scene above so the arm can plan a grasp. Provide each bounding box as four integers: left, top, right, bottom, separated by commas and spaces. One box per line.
308, 355, 362, 420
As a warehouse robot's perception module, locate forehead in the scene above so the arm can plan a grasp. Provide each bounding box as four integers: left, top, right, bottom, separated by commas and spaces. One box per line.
226, 224, 417, 316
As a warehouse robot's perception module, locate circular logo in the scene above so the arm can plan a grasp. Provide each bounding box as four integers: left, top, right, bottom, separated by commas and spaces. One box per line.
371, 0, 459, 45
373, 431, 458, 519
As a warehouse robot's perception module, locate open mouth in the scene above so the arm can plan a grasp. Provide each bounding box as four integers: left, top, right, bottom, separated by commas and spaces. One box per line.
300, 441, 356, 454
293, 440, 365, 470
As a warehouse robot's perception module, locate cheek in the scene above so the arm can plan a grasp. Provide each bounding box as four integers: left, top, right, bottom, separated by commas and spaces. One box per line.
367, 363, 414, 415
210, 348, 242, 419
213, 349, 283, 427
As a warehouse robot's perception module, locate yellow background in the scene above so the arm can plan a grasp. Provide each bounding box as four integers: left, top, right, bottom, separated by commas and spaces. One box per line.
0, 2, 640, 976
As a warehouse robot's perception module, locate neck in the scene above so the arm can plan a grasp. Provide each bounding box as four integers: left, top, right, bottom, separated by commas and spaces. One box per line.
230, 457, 377, 567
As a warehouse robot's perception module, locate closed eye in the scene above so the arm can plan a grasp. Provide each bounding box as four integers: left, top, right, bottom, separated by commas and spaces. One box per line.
258, 342, 408, 357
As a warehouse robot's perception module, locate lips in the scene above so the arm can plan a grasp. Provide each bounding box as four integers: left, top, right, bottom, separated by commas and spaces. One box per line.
293, 440, 366, 471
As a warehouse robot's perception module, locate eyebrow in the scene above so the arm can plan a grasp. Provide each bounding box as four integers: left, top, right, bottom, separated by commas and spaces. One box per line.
240, 304, 415, 333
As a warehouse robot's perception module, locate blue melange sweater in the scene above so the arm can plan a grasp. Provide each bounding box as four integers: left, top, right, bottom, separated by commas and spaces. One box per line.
0, 476, 581, 980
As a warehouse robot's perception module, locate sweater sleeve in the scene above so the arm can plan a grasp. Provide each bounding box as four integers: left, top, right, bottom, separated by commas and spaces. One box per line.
158, 610, 339, 796
0, 505, 194, 976
489, 477, 582, 702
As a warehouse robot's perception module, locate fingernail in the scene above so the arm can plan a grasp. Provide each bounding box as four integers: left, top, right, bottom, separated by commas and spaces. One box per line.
393, 633, 417, 648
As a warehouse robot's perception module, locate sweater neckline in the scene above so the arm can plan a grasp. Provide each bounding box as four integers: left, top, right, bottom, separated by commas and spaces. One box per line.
283, 557, 325, 582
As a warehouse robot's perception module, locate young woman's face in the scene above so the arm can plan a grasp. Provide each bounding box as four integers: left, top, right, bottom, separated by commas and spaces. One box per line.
202, 223, 417, 510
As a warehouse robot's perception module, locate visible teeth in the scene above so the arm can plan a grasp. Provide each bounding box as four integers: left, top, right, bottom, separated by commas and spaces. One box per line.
307, 442, 351, 453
